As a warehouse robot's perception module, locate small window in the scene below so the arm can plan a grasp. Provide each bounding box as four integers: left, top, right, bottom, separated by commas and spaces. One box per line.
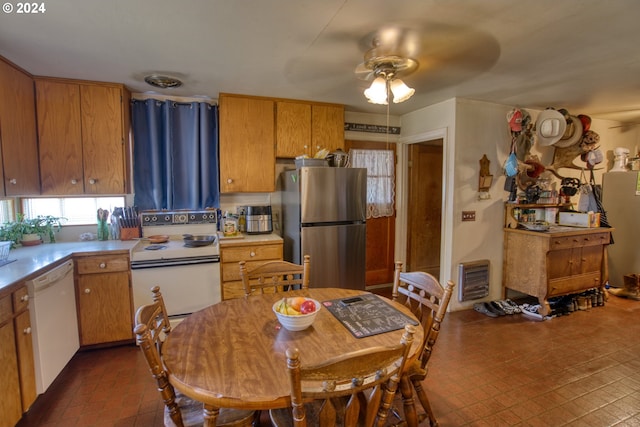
22, 197, 126, 226
349, 149, 395, 218
0, 199, 15, 223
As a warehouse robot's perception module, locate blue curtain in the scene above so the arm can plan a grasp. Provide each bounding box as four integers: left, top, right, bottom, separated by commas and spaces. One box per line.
131, 100, 219, 210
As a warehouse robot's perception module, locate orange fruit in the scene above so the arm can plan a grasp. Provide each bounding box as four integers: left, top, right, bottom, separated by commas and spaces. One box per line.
287, 297, 306, 311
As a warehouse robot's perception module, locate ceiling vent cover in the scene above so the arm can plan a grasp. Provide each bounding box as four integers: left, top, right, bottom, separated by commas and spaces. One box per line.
458, 260, 490, 302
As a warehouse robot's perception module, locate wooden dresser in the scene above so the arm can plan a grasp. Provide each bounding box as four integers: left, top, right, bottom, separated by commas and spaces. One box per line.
502, 226, 612, 315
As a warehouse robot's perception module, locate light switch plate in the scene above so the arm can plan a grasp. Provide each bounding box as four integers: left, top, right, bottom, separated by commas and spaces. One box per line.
462, 211, 476, 221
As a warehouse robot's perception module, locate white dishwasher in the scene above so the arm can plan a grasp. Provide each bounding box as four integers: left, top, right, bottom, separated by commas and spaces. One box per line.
27, 260, 79, 394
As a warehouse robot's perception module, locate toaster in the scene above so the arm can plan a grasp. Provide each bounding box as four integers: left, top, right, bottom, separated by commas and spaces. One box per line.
245, 205, 273, 234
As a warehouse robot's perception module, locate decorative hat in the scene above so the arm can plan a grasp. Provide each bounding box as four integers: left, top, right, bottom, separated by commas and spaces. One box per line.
553, 115, 583, 148
507, 108, 523, 132
581, 130, 600, 146
535, 109, 566, 146
578, 114, 592, 132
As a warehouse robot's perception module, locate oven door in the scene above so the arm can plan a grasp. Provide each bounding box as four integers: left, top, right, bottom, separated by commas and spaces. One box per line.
131, 258, 221, 323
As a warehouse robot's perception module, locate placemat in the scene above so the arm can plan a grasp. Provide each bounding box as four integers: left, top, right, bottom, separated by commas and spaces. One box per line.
322, 293, 419, 338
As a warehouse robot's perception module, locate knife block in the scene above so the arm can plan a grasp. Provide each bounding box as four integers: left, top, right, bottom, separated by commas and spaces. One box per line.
120, 226, 140, 241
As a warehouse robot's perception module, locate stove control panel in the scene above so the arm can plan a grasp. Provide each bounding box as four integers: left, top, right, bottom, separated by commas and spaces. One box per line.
140, 210, 218, 227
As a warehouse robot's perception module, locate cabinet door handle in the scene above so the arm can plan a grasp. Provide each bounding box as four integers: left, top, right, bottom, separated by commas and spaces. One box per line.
23, 327, 31, 335
84, 288, 91, 294
89, 178, 97, 185
71, 179, 78, 185
9, 178, 17, 185
250, 251, 256, 257
226, 178, 233, 184
21, 294, 29, 302
99, 262, 106, 269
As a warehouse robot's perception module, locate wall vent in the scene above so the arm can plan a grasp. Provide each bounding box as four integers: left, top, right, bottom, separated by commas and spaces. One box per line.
458, 260, 490, 302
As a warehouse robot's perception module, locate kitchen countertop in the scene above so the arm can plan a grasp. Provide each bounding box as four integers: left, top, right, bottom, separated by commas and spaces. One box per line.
0, 240, 138, 295
218, 232, 283, 247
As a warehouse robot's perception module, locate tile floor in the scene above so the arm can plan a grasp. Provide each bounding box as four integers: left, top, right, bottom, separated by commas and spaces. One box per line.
15, 293, 640, 427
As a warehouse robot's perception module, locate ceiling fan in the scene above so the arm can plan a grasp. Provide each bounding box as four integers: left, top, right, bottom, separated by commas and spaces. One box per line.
354, 26, 421, 104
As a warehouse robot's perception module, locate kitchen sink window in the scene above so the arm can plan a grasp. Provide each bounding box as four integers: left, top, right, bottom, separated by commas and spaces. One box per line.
22, 197, 125, 225
0, 199, 15, 223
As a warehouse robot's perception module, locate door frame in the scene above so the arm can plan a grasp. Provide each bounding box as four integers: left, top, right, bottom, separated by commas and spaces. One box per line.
397, 128, 454, 286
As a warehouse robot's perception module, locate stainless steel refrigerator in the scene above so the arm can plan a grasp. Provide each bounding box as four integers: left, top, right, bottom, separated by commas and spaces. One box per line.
602, 171, 640, 288
282, 167, 367, 290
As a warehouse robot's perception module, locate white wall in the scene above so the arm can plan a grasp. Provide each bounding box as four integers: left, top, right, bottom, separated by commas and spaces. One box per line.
398, 97, 640, 312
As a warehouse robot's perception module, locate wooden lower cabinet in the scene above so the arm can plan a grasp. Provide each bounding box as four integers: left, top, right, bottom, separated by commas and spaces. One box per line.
75, 254, 134, 346
220, 240, 283, 300
0, 285, 36, 427
503, 227, 611, 316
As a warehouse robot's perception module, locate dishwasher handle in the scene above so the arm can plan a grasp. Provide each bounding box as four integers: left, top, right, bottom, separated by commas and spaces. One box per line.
29, 261, 74, 293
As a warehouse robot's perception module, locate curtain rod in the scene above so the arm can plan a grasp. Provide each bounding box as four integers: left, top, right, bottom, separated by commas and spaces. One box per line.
131, 93, 218, 106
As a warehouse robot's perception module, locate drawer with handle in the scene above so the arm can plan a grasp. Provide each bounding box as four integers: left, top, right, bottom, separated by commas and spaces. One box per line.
549, 232, 610, 251
221, 244, 282, 263
76, 255, 129, 274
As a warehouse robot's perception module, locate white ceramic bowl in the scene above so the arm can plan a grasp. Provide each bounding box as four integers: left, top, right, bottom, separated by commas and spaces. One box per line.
272, 298, 321, 331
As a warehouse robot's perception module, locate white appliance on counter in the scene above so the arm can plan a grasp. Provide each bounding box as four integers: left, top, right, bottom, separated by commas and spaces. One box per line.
27, 260, 79, 394
602, 172, 640, 288
130, 210, 220, 326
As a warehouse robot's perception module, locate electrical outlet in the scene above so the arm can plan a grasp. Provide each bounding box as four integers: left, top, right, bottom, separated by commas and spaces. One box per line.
462, 211, 476, 221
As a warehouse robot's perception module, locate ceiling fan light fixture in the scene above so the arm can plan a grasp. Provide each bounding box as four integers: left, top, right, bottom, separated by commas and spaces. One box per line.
364, 76, 388, 104
389, 78, 415, 103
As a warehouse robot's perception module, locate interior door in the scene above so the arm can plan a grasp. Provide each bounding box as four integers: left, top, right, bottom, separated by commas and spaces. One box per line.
345, 140, 396, 287
407, 142, 443, 277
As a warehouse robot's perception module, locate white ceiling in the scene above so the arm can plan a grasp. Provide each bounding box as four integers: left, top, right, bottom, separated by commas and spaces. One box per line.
2, 0, 640, 123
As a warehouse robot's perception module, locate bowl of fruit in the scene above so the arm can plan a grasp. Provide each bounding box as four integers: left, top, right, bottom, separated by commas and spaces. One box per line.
272, 296, 321, 331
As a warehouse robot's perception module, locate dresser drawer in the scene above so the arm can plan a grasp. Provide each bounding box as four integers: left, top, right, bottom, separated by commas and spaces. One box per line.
76, 255, 129, 274
548, 271, 601, 297
221, 244, 282, 263
549, 232, 610, 250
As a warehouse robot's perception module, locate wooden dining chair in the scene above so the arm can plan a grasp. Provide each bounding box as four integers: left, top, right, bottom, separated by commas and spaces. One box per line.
390, 262, 455, 427
239, 254, 311, 297
133, 286, 256, 427
269, 324, 416, 427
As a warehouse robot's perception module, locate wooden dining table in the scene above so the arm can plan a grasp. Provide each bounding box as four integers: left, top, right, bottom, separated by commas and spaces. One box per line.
162, 287, 424, 424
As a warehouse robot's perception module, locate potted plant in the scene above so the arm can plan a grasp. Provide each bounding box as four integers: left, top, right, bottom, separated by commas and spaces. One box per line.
0, 214, 66, 247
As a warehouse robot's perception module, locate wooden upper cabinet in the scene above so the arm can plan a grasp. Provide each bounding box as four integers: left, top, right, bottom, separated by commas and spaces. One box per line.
219, 94, 275, 193
0, 58, 41, 196
275, 100, 344, 159
36, 78, 130, 195
311, 104, 344, 154
276, 101, 311, 158
36, 80, 84, 195
80, 85, 126, 194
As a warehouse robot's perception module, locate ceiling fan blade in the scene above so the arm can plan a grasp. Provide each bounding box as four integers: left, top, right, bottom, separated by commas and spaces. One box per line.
354, 62, 374, 81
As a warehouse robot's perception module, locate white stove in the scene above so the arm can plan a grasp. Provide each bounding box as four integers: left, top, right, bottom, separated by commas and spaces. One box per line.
130, 209, 221, 324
